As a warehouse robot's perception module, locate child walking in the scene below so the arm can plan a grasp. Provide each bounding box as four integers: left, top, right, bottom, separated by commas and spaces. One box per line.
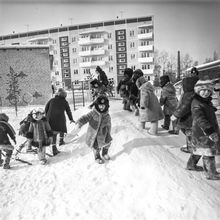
0, 113, 16, 169
26, 108, 53, 165
186, 79, 220, 180
73, 95, 112, 164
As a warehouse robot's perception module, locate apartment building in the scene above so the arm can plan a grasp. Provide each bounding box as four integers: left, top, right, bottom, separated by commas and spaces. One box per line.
0, 16, 154, 90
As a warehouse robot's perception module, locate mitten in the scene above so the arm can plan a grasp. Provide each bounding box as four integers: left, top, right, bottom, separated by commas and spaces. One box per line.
209, 132, 219, 143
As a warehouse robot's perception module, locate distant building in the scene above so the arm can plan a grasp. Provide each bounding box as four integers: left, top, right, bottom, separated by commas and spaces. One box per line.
0, 45, 52, 106
0, 16, 155, 90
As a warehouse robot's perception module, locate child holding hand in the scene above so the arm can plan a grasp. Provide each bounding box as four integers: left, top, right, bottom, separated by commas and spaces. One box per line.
72, 95, 112, 164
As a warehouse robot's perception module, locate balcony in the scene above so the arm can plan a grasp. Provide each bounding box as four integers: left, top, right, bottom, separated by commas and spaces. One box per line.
79, 60, 106, 68
138, 32, 153, 40
78, 38, 105, 45
79, 49, 105, 56
138, 57, 154, 63
142, 69, 154, 75
138, 45, 154, 52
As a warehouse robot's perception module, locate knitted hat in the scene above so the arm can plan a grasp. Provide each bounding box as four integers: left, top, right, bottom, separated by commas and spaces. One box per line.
0, 113, 9, 122
194, 79, 215, 94
136, 76, 147, 89
96, 66, 102, 73
132, 69, 144, 82
159, 75, 170, 88
190, 67, 199, 76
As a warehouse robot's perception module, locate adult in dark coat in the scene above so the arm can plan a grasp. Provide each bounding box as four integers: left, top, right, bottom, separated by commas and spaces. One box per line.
45, 88, 74, 155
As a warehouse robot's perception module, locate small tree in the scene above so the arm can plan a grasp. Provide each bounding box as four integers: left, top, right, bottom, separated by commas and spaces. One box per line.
5, 66, 27, 116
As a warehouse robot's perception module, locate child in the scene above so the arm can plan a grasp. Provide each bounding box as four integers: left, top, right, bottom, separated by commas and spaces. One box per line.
15, 110, 34, 155
159, 75, 178, 131
136, 76, 164, 135
26, 108, 53, 165
186, 79, 220, 180
0, 113, 16, 169
73, 95, 112, 164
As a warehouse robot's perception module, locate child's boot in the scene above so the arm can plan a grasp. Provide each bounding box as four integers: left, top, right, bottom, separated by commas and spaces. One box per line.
186, 154, 203, 171
3, 155, 11, 169
102, 147, 110, 160
52, 145, 60, 156
0, 151, 3, 166
93, 149, 104, 164
59, 133, 65, 146
148, 121, 158, 135
202, 156, 220, 180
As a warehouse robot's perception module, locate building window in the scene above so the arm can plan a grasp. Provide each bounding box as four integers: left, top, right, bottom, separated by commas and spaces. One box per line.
83, 68, 90, 74
119, 58, 126, 63
61, 37, 68, 42
63, 59, 69, 63
130, 30, 135, 37
109, 66, 113, 72
108, 33, 112, 38
62, 52, 68, 57
53, 40, 57, 44
72, 37, 76, 42
118, 53, 125, 58
130, 42, 135, 48
72, 48, 77, 53
119, 65, 126, 70
118, 30, 125, 35
61, 42, 68, 47
118, 35, 125, 40
73, 58, 77, 64
109, 56, 113, 61
74, 69, 78, 74
118, 42, 125, 46
55, 71, 59, 75
108, 44, 112, 50
131, 54, 135, 59
63, 63, 69, 68
118, 47, 125, 52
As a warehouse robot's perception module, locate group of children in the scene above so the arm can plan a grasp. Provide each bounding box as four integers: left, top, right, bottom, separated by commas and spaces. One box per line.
117, 66, 220, 180
1, 66, 220, 180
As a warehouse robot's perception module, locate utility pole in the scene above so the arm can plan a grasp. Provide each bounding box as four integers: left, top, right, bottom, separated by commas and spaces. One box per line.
177, 50, 181, 81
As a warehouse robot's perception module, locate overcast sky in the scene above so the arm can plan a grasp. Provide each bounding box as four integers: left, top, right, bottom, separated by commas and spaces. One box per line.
0, 0, 220, 64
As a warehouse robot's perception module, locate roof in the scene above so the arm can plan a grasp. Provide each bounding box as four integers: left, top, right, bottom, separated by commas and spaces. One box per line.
0, 44, 50, 49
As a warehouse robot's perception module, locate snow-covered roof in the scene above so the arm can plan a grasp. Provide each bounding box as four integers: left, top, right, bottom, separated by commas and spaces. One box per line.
0, 44, 49, 49
187, 60, 220, 72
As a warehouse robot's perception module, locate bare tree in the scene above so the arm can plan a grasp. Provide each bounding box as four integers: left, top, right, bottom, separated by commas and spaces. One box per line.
5, 66, 27, 116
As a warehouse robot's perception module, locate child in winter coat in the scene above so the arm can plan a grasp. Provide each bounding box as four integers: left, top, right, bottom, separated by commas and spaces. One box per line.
72, 95, 112, 164
187, 79, 220, 180
117, 68, 133, 111
26, 108, 53, 165
136, 76, 164, 135
0, 113, 16, 169
159, 75, 178, 131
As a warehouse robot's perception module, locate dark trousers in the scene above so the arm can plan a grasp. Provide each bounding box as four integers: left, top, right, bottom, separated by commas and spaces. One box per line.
163, 115, 171, 129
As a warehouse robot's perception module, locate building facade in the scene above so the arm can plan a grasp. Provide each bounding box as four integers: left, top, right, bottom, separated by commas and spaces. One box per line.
0, 16, 154, 90
0, 45, 52, 106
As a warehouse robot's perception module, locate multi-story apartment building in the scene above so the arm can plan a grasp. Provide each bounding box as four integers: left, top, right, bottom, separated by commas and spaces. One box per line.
0, 16, 154, 90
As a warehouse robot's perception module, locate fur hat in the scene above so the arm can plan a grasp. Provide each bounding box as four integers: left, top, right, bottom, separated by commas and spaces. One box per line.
191, 67, 199, 76
159, 75, 170, 88
96, 66, 102, 73
136, 76, 147, 89
194, 79, 215, 94
124, 68, 133, 78
0, 113, 9, 122
94, 95, 109, 113
57, 88, 67, 98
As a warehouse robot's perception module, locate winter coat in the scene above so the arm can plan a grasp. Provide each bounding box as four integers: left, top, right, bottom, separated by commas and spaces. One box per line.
160, 82, 178, 116
128, 78, 140, 105
174, 76, 199, 129
117, 77, 131, 98
26, 117, 53, 147
0, 121, 16, 150
191, 94, 219, 156
45, 95, 73, 133
139, 82, 164, 122
77, 109, 112, 149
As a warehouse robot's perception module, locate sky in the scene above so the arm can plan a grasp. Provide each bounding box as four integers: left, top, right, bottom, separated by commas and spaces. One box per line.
1, 100, 220, 220
0, 0, 220, 63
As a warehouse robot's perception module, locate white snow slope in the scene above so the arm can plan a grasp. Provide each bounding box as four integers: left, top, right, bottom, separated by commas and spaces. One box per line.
0, 99, 220, 220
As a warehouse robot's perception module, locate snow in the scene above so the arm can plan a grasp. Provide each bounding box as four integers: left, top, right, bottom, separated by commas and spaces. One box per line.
1, 100, 220, 220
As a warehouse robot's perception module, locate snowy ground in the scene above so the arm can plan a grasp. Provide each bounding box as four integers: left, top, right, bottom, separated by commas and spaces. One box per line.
1, 99, 220, 220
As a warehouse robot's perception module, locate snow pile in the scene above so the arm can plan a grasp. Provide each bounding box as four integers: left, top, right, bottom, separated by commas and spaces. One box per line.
0, 100, 220, 220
